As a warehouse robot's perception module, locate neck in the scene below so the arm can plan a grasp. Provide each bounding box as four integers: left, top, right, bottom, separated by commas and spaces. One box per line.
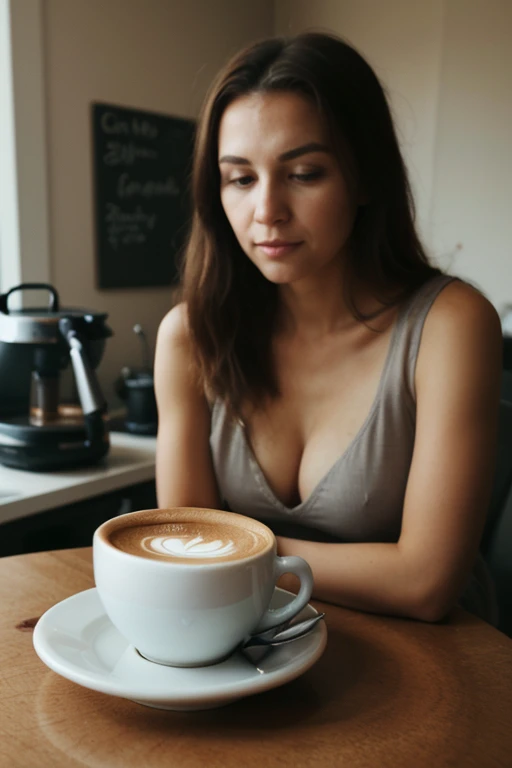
276, 261, 359, 339
276, 265, 399, 341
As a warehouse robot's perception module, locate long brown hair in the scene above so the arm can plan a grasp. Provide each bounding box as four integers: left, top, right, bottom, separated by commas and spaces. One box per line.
180, 32, 442, 416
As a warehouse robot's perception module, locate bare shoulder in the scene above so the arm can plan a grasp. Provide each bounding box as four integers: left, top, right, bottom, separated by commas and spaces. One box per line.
156, 302, 191, 351
416, 278, 502, 395
423, 279, 501, 340
154, 302, 203, 400
155, 302, 200, 373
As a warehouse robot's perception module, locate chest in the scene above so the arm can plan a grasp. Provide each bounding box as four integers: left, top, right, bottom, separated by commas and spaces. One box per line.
243, 324, 395, 507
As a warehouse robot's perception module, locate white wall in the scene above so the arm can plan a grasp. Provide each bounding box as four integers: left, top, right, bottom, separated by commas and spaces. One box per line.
43, 0, 274, 403
275, 0, 512, 311
429, 0, 512, 308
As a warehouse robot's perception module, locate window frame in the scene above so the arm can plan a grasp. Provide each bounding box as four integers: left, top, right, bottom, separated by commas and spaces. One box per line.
0, 0, 50, 296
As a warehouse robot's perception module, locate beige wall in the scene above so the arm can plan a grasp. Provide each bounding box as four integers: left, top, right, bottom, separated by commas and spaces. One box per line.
275, 0, 512, 310
43, 0, 273, 404
274, 0, 444, 244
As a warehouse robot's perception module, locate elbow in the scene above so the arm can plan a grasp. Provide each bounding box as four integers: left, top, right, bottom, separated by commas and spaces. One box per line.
407, 586, 454, 624
398, 549, 458, 623
410, 600, 451, 624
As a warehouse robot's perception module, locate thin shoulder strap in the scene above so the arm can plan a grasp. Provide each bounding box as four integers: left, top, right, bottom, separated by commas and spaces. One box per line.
389, 274, 457, 406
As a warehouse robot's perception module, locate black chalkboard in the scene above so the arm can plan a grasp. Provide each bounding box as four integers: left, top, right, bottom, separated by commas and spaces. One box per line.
92, 103, 195, 289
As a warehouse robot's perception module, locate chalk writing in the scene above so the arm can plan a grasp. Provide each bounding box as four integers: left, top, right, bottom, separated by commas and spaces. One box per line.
116, 173, 179, 199
103, 141, 158, 166
105, 204, 156, 250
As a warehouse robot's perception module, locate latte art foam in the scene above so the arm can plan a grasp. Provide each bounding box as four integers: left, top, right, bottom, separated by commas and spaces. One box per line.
142, 534, 236, 559
109, 519, 271, 564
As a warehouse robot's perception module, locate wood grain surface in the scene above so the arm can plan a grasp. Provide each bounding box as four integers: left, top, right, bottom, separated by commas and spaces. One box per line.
1, 548, 511, 768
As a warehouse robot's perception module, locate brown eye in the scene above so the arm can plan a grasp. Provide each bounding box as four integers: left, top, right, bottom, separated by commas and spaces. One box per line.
292, 170, 324, 182
232, 176, 254, 187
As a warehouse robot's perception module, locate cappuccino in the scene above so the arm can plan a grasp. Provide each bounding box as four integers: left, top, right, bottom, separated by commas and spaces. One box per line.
109, 519, 271, 564
94, 507, 313, 666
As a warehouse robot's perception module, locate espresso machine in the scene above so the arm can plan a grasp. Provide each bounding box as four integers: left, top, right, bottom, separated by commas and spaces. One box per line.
0, 283, 112, 471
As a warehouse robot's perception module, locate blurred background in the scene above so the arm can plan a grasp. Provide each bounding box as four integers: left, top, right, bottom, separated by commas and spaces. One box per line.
1, 0, 511, 405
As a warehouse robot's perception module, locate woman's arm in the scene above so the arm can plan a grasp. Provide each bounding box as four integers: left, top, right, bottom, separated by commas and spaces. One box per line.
154, 303, 221, 509
278, 282, 503, 622
277, 537, 423, 618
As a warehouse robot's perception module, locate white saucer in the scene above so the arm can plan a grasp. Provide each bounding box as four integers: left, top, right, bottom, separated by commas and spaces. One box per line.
33, 587, 327, 710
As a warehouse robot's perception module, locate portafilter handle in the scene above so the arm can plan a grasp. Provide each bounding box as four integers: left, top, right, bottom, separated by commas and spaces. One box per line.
59, 317, 107, 414
59, 317, 108, 448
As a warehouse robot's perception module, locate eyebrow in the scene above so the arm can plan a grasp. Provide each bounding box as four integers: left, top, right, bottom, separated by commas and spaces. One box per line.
218, 142, 330, 165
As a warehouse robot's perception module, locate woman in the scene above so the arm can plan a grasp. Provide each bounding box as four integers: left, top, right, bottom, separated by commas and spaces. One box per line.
154, 32, 502, 624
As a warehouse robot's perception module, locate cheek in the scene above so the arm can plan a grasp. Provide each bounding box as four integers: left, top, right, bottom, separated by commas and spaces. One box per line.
318, 195, 356, 243
221, 195, 248, 237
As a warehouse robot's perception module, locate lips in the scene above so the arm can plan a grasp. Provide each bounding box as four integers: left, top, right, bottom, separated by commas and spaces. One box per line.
255, 241, 302, 258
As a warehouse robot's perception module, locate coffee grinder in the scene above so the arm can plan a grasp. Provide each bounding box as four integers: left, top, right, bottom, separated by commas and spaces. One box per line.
0, 283, 112, 471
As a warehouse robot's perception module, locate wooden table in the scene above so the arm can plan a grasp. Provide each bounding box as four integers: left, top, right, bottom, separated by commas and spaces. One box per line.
1, 548, 511, 768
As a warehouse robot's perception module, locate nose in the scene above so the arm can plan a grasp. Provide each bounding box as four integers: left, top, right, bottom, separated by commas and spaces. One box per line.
253, 179, 290, 225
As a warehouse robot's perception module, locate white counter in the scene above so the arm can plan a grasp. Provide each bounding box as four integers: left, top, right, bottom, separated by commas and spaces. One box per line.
0, 431, 156, 526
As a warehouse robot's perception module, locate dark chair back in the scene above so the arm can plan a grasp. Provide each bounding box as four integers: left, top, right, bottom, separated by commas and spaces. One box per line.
481, 400, 512, 636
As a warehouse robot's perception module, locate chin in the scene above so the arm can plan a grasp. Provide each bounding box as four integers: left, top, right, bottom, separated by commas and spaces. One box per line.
252, 259, 307, 284
259, 269, 302, 285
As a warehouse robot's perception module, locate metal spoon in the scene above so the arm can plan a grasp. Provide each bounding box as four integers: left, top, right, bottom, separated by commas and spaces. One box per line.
242, 612, 326, 650
240, 613, 325, 665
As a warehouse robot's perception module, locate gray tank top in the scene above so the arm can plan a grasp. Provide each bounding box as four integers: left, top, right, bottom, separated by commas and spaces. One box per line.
209, 274, 497, 623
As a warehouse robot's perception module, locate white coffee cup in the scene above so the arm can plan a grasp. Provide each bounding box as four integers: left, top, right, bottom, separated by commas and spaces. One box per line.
93, 507, 314, 667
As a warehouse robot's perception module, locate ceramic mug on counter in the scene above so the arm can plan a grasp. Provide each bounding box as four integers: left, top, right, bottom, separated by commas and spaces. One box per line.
93, 507, 314, 667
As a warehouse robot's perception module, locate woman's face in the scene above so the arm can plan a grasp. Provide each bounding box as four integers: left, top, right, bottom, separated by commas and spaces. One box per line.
218, 91, 357, 286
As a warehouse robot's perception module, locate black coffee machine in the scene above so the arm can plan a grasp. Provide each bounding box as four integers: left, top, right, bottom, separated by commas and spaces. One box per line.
0, 283, 112, 471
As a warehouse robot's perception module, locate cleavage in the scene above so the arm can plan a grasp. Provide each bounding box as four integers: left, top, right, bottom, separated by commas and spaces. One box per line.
242, 324, 394, 508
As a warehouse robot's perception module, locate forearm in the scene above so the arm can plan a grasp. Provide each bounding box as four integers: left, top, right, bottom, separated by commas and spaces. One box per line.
276, 536, 431, 620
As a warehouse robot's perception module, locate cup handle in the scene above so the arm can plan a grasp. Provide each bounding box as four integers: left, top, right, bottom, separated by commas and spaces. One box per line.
253, 555, 314, 634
